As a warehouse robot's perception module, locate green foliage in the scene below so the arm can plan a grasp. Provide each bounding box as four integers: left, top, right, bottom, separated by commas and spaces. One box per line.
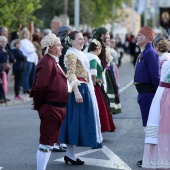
79, 0, 125, 27
0, 0, 41, 32
0, 0, 126, 31
35, 0, 126, 28
34, 0, 65, 28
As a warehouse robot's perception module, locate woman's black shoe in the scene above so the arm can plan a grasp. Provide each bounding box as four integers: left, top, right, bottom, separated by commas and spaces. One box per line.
136, 160, 142, 167
64, 156, 84, 165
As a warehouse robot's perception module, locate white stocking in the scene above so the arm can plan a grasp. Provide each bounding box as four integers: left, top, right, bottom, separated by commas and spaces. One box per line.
36, 144, 52, 170
66, 144, 76, 160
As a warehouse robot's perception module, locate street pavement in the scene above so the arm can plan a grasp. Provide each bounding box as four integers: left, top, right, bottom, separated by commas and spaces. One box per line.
0, 54, 145, 170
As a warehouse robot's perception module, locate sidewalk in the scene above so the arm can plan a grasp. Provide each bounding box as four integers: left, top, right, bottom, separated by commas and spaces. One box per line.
0, 72, 32, 106
0, 53, 132, 107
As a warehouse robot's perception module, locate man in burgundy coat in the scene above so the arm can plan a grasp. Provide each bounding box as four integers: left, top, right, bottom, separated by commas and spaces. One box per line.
30, 33, 69, 170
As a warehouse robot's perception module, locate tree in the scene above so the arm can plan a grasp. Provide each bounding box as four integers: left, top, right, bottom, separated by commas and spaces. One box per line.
34, 0, 65, 28
0, 0, 41, 32
79, 0, 126, 27
35, 0, 126, 28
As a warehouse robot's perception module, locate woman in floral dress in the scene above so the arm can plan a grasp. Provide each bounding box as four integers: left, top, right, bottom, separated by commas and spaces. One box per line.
59, 31, 102, 165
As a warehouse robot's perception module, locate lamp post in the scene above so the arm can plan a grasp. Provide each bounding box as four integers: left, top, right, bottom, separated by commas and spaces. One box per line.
64, 0, 68, 15
131, 0, 135, 33
74, 0, 80, 30
150, 0, 155, 29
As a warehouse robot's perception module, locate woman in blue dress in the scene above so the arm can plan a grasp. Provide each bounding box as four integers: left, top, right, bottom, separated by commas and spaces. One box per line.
59, 31, 103, 165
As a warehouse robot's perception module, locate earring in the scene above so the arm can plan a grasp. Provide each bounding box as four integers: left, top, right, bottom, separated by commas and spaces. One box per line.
67, 36, 72, 45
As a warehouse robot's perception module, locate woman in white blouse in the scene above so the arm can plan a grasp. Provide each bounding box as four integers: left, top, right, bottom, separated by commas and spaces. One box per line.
19, 29, 38, 94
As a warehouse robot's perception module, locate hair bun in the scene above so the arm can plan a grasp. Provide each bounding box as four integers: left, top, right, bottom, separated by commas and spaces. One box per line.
157, 39, 169, 53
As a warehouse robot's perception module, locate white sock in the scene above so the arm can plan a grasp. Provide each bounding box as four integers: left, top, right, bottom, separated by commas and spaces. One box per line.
66, 144, 76, 160
45, 151, 51, 167
36, 145, 52, 170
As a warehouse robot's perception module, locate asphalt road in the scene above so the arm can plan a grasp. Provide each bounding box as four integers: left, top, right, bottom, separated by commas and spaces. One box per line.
0, 54, 145, 170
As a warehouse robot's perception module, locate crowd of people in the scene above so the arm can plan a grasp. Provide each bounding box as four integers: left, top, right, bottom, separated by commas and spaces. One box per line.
0, 22, 123, 170
0, 25, 125, 105
27, 25, 123, 169
0, 26, 41, 103
1, 18, 170, 170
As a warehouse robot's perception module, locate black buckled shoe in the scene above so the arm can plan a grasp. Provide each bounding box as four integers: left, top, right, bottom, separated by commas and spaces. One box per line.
52, 146, 66, 152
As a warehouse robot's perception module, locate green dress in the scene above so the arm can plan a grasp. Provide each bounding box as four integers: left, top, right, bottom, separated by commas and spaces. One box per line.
87, 54, 116, 132
90, 59, 103, 81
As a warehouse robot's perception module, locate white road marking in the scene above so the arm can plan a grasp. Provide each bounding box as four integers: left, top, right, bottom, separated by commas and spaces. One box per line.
0, 167, 3, 169
119, 80, 133, 94
54, 145, 132, 170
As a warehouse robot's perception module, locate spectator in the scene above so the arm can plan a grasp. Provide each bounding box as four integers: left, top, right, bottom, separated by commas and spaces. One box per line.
82, 32, 90, 52
35, 28, 41, 36
50, 16, 62, 35
12, 39, 27, 100
115, 34, 124, 67
32, 33, 42, 60
124, 33, 131, 54
108, 37, 120, 86
10, 31, 19, 49
0, 26, 15, 64
19, 29, 38, 94
0, 35, 10, 103
42, 29, 52, 37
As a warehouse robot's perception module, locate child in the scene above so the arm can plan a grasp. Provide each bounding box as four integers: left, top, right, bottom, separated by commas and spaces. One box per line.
12, 39, 27, 100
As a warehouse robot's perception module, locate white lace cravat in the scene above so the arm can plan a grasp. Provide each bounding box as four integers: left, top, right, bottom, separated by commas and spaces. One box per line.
48, 53, 70, 92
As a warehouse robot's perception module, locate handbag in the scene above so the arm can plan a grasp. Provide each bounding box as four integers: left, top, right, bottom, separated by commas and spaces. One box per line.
0, 62, 11, 72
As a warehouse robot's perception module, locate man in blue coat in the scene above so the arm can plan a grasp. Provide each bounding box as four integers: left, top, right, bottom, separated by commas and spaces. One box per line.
134, 26, 160, 167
